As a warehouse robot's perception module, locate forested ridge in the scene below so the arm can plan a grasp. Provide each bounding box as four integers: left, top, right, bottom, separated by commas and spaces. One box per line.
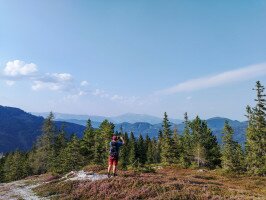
0, 81, 265, 183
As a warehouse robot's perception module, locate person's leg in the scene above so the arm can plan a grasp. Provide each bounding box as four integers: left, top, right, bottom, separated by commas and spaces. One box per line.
108, 164, 112, 174
108, 157, 113, 177
113, 165, 117, 175
112, 159, 118, 176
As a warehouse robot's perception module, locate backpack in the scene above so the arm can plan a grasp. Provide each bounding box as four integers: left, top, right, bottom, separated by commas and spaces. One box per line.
110, 141, 118, 159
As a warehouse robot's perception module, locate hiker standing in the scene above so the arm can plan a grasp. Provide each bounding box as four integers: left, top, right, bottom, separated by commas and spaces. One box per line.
107, 135, 125, 177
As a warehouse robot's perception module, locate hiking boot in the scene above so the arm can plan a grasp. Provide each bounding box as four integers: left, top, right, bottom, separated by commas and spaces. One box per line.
113, 173, 117, 177
108, 173, 111, 178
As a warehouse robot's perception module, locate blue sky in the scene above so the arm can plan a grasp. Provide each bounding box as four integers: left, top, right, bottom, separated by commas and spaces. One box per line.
0, 0, 266, 120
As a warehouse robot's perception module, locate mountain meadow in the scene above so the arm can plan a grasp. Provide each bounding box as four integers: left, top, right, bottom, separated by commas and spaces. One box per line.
0, 81, 265, 200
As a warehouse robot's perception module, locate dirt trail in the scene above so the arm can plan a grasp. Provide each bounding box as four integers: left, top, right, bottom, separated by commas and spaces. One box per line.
0, 180, 44, 200
0, 171, 108, 200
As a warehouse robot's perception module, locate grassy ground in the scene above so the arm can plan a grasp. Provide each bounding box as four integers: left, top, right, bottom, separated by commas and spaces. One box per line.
33, 166, 266, 200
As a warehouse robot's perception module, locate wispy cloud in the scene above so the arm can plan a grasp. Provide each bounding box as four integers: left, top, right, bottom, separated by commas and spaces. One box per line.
92, 89, 140, 105
155, 63, 266, 95
31, 73, 73, 91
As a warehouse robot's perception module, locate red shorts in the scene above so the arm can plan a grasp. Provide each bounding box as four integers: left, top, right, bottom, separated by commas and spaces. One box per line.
108, 156, 118, 166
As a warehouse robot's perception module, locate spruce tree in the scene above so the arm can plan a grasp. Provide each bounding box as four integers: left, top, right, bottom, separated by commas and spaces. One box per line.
155, 130, 163, 163
93, 129, 105, 165
180, 112, 192, 167
246, 81, 266, 175
3, 151, 29, 182
99, 120, 115, 163
147, 137, 157, 164
145, 135, 152, 164
201, 122, 221, 168
119, 132, 129, 169
80, 119, 95, 164
137, 134, 146, 165
172, 126, 181, 163
129, 132, 137, 166
60, 135, 85, 173
161, 112, 174, 164
190, 116, 221, 168
30, 112, 56, 174
49, 126, 68, 173
222, 121, 244, 173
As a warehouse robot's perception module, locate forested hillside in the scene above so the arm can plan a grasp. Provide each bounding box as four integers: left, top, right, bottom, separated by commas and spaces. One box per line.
0, 106, 85, 153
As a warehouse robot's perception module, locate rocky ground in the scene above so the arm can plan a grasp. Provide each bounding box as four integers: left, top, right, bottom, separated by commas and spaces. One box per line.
0, 170, 108, 200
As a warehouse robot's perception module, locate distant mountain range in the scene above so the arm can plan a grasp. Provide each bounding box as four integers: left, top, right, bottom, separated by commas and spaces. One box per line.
32, 112, 183, 124
37, 112, 247, 145
113, 117, 247, 145
1, 105, 247, 153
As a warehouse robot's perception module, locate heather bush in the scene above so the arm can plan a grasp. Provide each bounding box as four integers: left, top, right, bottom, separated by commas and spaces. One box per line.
83, 164, 106, 173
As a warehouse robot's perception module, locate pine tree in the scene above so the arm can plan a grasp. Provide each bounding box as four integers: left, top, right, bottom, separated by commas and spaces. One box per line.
161, 112, 174, 164
172, 126, 181, 163
60, 135, 85, 173
50, 127, 68, 173
30, 112, 56, 174
3, 153, 14, 182
3, 151, 29, 182
129, 132, 137, 166
155, 130, 163, 163
55, 128, 68, 151
221, 121, 244, 173
246, 81, 266, 175
147, 137, 157, 164
99, 120, 115, 164
190, 116, 221, 168
93, 129, 105, 165
119, 132, 129, 169
201, 122, 221, 168
80, 119, 95, 164
137, 134, 146, 165
180, 112, 192, 167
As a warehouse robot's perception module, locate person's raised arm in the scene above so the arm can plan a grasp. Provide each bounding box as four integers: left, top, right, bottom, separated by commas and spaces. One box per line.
120, 136, 125, 145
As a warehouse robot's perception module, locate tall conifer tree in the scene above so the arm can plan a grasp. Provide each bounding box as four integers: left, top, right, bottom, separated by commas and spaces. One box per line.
161, 112, 174, 164
31, 112, 56, 174
80, 119, 95, 164
222, 121, 244, 172
246, 81, 266, 175
129, 132, 137, 166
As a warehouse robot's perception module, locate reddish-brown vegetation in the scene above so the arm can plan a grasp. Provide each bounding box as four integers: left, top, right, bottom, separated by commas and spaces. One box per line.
34, 167, 266, 200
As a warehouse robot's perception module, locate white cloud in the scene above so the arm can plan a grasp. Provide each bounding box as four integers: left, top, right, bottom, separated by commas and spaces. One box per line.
52, 73, 72, 81
64, 90, 87, 101
32, 73, 73, 91
32, 81, 62, 91
80, 80, 89, 86
5, 80, 15, 86
92, 89, 109, 98
156, 63, 266, 95
3, 60, 37, 77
